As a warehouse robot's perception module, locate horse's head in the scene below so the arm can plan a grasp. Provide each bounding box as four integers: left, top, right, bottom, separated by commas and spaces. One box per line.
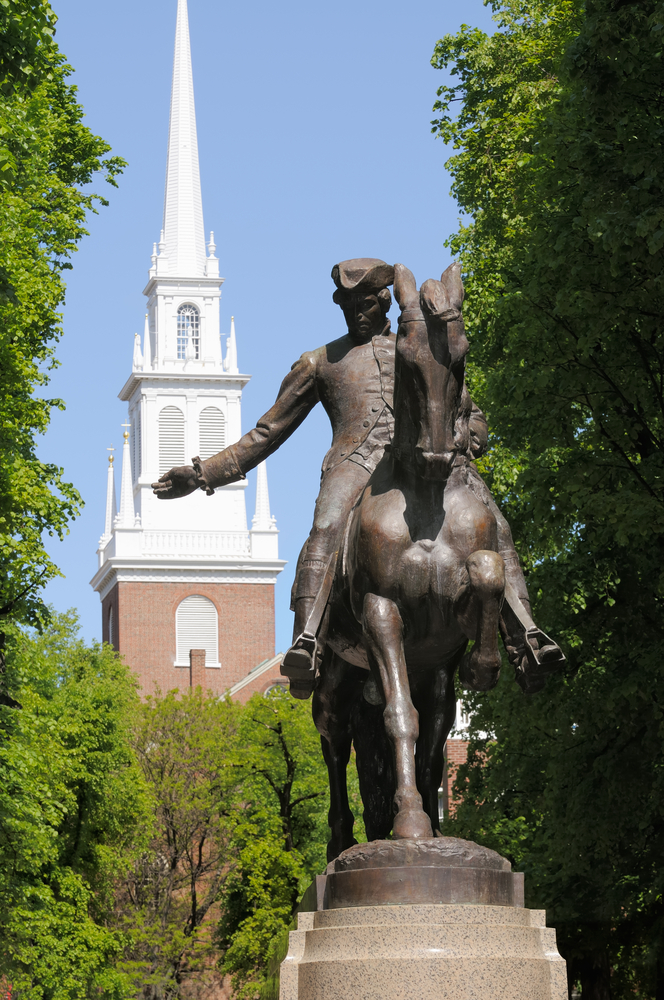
392, 262, 469, 481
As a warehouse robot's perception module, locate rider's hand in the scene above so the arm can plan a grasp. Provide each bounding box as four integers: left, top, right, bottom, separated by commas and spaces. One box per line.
152, 466, 200, 499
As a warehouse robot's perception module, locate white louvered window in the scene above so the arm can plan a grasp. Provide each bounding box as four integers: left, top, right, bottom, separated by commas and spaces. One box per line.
132, 409, 142, 482
108, 606, 114, 648
175, 595, 219, 666
199, 406, 225, 459
159, 406, 185, 475
177, 304, 200, 360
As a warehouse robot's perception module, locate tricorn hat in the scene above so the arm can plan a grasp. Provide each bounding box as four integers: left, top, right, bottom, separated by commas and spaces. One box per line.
331, 258, 395, 293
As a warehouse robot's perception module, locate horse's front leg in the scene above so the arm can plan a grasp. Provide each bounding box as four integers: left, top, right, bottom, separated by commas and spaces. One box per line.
457, 549, 505, 692
312, 648, 359, 862
362, 594, 433, 840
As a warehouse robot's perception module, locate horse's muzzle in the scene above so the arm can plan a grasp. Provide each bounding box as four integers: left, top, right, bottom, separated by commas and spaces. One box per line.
416, 450, 455, 480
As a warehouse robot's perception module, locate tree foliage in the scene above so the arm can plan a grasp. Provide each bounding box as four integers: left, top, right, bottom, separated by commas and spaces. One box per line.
0, 1, 124, 647
0, 612, 147, 1000
433, 0, 664, 996
216, 689, 332, 999
114, 689, 241, 1000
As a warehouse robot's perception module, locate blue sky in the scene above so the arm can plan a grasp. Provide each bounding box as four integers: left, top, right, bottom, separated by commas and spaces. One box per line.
42, 0, 495, 653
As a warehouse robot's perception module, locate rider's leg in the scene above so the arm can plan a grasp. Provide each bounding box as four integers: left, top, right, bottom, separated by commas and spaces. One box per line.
457, 549, 506, 692
491, 495, 566, 689
282, 461, 371, 698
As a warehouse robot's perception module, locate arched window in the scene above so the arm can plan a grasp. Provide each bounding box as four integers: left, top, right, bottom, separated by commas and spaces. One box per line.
108, 605, 114, 648
176, 595, 219, 666
199, 406, 225, 459
159, 406, 185, 475
177, 304, 200, 360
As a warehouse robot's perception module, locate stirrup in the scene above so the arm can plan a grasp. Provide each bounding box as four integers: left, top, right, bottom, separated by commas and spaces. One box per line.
522, 626, 566, 674
282, 631, 317, 681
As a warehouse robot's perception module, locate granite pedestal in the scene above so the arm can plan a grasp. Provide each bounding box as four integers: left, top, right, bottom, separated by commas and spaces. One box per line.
279, 838, 567, 1000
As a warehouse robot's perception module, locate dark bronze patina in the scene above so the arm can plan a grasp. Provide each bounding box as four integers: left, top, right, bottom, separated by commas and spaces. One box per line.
153, 258, 565, 862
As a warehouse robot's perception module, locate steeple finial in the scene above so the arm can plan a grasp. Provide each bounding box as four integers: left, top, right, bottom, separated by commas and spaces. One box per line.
224, 315, 239, 374
116, 424, 135, 527
162, 0, 206, 277
103, 446, 117, 540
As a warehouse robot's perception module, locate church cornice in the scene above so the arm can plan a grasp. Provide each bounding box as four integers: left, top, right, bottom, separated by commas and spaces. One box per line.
91, 560, 287, 601
143, 274, 224, 298
118, 370, 250, 401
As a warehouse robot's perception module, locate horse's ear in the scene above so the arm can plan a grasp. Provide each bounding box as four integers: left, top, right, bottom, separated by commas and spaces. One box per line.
420, 279, 450, 319
421, 278, 461, 323
394, 263, 419, 309
440, 261, 464, 311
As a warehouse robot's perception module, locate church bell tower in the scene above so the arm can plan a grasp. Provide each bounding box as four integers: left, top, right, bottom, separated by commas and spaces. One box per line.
90, 0, 285, 698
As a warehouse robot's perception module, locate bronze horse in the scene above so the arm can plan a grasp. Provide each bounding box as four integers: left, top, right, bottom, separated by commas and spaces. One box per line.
314, 262, 526, 859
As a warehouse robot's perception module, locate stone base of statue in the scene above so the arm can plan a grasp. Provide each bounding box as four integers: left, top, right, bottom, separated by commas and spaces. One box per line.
279, 838, 567, 1000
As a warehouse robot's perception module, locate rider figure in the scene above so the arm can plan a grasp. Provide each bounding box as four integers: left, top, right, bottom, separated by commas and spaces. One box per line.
153, 258, 563, 697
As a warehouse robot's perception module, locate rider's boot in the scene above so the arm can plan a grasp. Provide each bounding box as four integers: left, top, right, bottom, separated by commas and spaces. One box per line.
500, 581, 566, 694
281, 598, 317, 700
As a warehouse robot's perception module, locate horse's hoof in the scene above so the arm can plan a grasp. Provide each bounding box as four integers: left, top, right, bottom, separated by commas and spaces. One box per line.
393, 809, 433, 841
327, 836, 358, 864
459, 650, 500, 692
514, 662, 546, 695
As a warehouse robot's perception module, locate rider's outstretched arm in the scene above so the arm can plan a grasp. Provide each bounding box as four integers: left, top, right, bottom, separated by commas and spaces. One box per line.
195, 352, 320, 493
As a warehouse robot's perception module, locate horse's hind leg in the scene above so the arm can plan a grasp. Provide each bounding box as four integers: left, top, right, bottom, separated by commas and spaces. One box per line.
457, 549, 505, 692
413, 664, 458, 833
312, 648, 360, 863
362, 594, 433, 840
351, 692, 395, 842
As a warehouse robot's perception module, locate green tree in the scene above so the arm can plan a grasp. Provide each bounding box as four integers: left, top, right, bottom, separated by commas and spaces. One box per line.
433, 1, 664, 996
114, 687, 241, 1000
0, 1, 124, 668
217, 689, 330, 999
0, 611, 147, 1000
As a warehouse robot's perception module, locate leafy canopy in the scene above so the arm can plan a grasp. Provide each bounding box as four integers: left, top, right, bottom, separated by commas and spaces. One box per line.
0, 0, 124, 638
0, 612, 147, 1000
433, 0, 664, 994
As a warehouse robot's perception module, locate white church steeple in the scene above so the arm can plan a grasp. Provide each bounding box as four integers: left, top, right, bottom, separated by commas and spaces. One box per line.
161, 0, 206, 278
92, 0, 285, 662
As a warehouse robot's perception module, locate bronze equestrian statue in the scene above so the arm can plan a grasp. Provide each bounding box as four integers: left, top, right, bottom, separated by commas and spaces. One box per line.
153, 258, 564, 857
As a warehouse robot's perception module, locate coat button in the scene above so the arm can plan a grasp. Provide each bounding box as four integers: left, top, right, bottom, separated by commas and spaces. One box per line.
363, 420, 370, 427
340, 450, 346, 456
371, 405, 379, 412
353, 437, 359, 443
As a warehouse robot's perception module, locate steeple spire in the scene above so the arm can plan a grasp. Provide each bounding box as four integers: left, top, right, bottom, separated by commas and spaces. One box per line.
162, 0, 206, 276
103, 447, 117, 539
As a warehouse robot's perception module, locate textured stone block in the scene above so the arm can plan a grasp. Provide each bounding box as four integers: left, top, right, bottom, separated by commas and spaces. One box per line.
280, 903, 567, 1000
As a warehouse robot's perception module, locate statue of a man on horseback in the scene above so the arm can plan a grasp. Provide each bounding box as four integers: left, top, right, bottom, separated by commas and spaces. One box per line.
153, 257, 565, 854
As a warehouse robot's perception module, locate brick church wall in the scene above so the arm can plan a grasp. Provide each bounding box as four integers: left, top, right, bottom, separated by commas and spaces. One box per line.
102, 580, 275, 697
444, 737, 470, 816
